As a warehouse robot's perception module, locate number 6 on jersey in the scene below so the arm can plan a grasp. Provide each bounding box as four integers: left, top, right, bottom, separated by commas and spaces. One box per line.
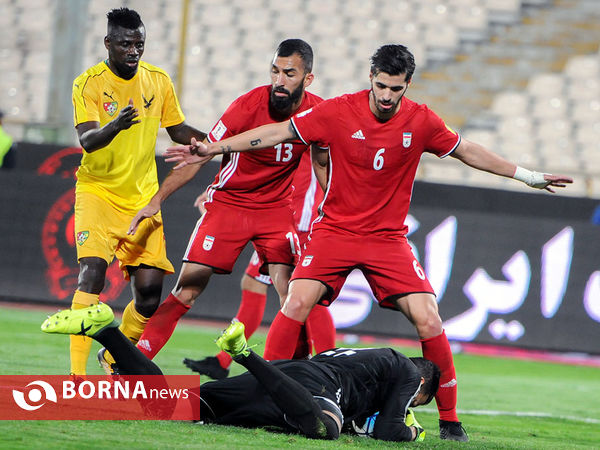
373, 148, 385, 170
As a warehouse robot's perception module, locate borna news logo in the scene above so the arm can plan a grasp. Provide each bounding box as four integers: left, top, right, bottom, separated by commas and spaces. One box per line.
12, 380, 58, 411
1, 375, 200, 420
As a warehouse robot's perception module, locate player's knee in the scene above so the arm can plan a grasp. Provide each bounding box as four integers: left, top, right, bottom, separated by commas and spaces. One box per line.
172, 266, 212, 305
77, 257, 108, 292
319, 414, 340, 440
312, 397, 342, 440
415, 315, 443, 339
282, 295, 313, 321
171, 288, 197, 307
241, 274, 268, 294
134, 291, 161, 317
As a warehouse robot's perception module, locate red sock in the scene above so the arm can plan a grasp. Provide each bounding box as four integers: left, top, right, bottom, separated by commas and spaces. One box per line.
215, 289, 267, 369
421, 330, 458, 422
305, 304, 336, 354
292, 326, 310, 359
136, 293, 190, 359
263, 311, 303, 361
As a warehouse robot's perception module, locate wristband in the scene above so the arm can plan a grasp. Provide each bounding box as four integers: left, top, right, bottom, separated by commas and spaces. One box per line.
513, 166, 549, 189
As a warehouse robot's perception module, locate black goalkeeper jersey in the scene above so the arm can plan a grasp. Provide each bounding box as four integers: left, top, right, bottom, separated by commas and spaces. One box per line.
201, 347, 421, 441
308, 347, 422, 441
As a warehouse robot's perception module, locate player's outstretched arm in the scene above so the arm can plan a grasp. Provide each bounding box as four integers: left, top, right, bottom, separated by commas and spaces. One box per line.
165, 122, 207, 145
194, 190, 208, 215
451, 139, 573, 193
76, 99, 140, 153
165, 121, 297, 170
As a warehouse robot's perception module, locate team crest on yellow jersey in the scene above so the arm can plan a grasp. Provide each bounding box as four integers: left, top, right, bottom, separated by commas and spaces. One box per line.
103, 101, 118, 116
76, 231, 89, 246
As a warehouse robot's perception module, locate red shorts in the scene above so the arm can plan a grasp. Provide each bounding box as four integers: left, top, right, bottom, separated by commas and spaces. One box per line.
297, 230, 310, 251
245, 251, 273, 285
244, 230, 310, 284
291, 229, 434, 308
184, 203, 299, 274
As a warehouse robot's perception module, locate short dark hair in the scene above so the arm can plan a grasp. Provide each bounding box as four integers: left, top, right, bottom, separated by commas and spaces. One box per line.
370, 44, 416, 82
275, 39, 313, 73
409, 357, 440, 405
107, 7, 143, 31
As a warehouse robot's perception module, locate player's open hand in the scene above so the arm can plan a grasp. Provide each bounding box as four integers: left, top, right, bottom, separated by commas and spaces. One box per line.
540, 174, 574, 193
194, 191, 208, 215
128, 202, 160, 235
165, 137, 212, 170
114, 98, 140, 131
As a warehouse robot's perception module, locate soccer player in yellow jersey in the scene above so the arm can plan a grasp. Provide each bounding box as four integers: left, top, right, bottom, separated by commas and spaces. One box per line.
69, 7, 207, 376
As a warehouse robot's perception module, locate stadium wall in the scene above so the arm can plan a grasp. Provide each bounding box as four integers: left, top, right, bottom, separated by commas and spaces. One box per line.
1, 143, 598, 354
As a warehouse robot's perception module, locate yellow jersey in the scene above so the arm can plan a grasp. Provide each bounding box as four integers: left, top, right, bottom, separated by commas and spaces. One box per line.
72, 60, 185, 214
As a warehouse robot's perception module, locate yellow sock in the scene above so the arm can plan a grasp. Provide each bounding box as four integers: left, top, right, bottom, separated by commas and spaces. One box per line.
69, 291, 99, 375
104, 300, 149, 365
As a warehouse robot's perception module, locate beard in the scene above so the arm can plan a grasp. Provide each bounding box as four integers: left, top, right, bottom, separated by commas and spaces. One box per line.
369, 89, 403, 117
270, 83, 304, 114
113, 60, 138, 79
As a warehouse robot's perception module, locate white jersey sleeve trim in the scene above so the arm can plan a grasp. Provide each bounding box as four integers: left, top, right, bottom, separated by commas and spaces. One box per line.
439, 134, 461, 159
290, 117, 309, 145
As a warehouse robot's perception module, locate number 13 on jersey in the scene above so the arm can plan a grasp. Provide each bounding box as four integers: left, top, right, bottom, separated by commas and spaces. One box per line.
275, 143, 293, 162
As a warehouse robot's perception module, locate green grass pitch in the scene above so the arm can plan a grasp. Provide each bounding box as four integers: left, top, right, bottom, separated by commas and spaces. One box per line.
1, 303, 599, 449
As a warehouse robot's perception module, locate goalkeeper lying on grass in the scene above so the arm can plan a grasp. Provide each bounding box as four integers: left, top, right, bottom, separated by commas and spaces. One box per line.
42, 303, 438, 441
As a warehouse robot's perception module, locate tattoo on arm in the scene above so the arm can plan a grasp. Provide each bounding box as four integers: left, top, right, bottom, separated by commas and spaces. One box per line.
250, 139, 262, 146
220, 145, 233, 154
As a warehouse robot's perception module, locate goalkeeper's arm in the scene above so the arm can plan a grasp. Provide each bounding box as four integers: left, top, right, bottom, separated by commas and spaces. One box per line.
371, 375, 423, 442
406, 409, 426, 442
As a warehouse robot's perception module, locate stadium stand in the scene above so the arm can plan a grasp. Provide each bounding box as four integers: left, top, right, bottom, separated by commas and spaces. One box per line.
0, 0, 598, 196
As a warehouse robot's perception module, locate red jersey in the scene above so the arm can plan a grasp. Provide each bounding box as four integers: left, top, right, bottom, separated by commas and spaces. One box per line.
207, 85, 323, 209
291, 150, 323, 233
291, 90, 460, 237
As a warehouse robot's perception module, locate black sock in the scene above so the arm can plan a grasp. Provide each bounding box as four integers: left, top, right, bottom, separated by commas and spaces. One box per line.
94, 327, 162, 375
234, 350, 336, 439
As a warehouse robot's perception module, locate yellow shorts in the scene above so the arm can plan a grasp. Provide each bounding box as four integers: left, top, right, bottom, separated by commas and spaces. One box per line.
74, 192, 174, 279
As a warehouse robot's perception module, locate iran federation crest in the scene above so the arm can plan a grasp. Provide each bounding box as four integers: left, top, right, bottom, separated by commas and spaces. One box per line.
103, 101, 118, 116
76, 231, 89, 246
301, 255, 313, 267
203, 235, 215, 251
402, 132, 412, 148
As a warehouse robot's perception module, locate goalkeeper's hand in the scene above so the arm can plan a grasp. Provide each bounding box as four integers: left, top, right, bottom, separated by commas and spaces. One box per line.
406, 408, 426, 442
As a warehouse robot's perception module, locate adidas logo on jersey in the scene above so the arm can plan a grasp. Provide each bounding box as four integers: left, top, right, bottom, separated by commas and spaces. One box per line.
440, 378, 457, 388
138, 339, 152, 352
351, 130, 365, 140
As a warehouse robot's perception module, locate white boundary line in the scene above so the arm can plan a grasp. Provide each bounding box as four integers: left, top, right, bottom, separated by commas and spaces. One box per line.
420, 408, 600, 424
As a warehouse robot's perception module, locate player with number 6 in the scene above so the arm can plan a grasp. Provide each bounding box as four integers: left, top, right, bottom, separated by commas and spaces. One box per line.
164, 44, 573, 442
